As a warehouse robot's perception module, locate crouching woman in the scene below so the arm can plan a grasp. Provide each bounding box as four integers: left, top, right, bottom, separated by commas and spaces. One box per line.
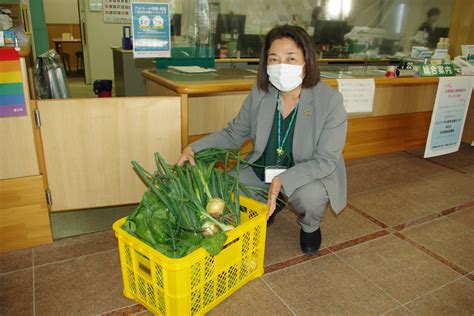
178, 25, 348, 255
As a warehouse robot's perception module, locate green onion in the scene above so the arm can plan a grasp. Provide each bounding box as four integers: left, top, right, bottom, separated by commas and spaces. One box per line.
125, 148, 269, 258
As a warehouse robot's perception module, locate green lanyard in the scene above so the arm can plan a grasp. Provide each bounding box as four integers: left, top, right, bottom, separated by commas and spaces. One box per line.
276, 91, 300, 159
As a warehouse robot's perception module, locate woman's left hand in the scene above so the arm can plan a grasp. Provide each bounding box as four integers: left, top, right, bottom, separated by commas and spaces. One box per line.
267, 177, 282, 219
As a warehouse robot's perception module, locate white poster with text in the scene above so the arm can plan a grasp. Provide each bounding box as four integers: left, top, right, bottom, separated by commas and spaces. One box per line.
337, 79, 375, 113
424, 77, 473, 158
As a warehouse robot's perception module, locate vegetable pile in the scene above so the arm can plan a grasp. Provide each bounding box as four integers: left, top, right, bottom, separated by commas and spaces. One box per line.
123, 148, 263, 258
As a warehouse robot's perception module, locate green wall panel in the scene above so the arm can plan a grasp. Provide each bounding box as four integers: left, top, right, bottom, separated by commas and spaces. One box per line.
28, 0, 48, 56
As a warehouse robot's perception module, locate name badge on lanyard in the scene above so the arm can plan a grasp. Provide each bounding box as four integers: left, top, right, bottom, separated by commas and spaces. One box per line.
265, 165, 286, 183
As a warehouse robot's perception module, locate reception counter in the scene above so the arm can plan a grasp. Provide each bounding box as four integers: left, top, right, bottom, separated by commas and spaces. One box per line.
112, 47, 155, 96
143, 68, 473, 160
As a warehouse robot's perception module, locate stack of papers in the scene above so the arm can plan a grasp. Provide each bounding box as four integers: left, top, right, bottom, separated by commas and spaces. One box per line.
167, 66, 216, 74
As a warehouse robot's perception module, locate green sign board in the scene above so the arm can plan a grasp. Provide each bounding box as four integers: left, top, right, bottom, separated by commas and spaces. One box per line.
418, 64, 456, 77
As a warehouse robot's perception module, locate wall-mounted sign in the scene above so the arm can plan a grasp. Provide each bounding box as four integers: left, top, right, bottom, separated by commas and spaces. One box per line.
418, 64, 456, 77
424, 77, 473, 158
103, 0, 131, 24
337, 79, 375, 113
89, 0, 103, 12
0, 48, 26, 117
131, 2, 171, 59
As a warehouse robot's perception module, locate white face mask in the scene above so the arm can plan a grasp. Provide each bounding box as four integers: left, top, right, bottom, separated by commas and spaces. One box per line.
267, 63, 304, 92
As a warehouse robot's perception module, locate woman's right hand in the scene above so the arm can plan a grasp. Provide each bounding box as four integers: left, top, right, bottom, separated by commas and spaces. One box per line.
177, 146, 196, 166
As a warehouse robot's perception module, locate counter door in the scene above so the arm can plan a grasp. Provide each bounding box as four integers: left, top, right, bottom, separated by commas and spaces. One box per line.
37, 97, 181, 211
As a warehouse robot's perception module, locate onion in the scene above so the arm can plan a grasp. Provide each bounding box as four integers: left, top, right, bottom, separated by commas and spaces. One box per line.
206, 198, 225, 218
202, 221, 219, 237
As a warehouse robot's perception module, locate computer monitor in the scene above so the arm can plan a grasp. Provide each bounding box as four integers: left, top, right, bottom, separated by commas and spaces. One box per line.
216, 13, 246, 36
236, 34, 264, 57
433, 27, 449, 41
171, 14, 181, 36
313, 20, 349, 46
379, 39, 401, 55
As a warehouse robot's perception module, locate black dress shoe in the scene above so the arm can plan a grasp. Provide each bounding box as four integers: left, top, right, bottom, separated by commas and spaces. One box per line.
300, 228, 322, 255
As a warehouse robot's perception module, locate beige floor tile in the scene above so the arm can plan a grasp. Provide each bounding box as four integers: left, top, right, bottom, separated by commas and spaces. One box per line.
381, 156, 451, 179
383, 306, 413, 316
101, 304, 147, 315
265, 210, 302, 266
388, 172, 474, 212
347, 162, 386, 195
350, 188, 434, 227
345, 156, 378, 167
0, 268, 33, 316
0, 248, 32, 274
368, 157, 450, 187
406, 143, 474, 170
132, 310, 153, 316
337, 235, 459, 303
346, 152, 412, 167
208, 278, 293, 315
34, 230, 118, 266
347, 157, 450, 195
320, 207, 381, 248
263, 254, 399, 315
404, 277, 474, 315
446, 206, 474, 231
426, 144, 474, 170
34, 250, 133, 315
404, 147, 424, 157
403, 217, 474, 272
460, 164, 474, 174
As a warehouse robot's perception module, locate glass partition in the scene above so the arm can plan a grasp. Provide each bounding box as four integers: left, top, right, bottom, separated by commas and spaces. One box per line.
170, 0, 454, 59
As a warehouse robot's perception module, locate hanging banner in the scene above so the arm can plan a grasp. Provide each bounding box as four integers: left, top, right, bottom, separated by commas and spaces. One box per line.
0, 48, 27, 117
131, 2, 171, 59
424, 77, 473, 158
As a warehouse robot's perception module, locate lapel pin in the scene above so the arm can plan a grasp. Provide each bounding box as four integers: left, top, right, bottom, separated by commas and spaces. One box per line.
304, 107, 312, 117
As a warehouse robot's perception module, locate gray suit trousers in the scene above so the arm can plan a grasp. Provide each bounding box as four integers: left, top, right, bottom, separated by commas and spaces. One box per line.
235, 166, 328, 233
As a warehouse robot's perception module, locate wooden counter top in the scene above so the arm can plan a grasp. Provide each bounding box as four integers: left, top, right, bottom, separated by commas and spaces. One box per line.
323, 76, 440, 87
143, 68, 440, 95
111, 47, 133, 54
214, 57, 398, 63
142, 68, 257, 94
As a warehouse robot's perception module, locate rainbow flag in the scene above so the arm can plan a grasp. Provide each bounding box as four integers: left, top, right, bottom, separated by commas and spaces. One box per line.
0, 48, 26, 117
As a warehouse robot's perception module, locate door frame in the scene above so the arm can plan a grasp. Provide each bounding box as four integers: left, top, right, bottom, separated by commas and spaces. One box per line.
77, 0, 92, 84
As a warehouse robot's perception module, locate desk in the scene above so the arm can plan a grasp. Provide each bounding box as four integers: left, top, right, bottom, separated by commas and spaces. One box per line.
52, 38, 82, 72
143, 68, 473, 159
112, 47, 155, 96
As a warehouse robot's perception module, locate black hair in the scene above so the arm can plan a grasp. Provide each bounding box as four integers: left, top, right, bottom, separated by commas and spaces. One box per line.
427, 8, 440, 18
257, 25, 320, 92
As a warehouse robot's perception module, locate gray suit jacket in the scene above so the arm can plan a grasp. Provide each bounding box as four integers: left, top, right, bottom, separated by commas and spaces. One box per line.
191, 81, 348, 213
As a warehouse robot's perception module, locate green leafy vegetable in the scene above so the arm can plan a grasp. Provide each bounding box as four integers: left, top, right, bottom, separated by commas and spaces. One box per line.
122, 148, 268, 258
201, 233, 228, 256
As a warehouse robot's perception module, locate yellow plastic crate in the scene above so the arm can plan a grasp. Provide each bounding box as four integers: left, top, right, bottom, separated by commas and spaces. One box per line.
112, 196, 267, 316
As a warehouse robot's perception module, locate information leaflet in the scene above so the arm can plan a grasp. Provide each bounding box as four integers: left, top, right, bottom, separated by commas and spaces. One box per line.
424, 77, 473, 158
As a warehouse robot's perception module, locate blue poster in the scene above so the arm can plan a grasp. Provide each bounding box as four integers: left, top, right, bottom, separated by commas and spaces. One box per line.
424, 77, 473, 158
131, 2, 171, 58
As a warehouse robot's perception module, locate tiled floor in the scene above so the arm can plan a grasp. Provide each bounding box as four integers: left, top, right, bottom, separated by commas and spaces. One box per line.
68, 76, 96, 98
1, 144, 473, 315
